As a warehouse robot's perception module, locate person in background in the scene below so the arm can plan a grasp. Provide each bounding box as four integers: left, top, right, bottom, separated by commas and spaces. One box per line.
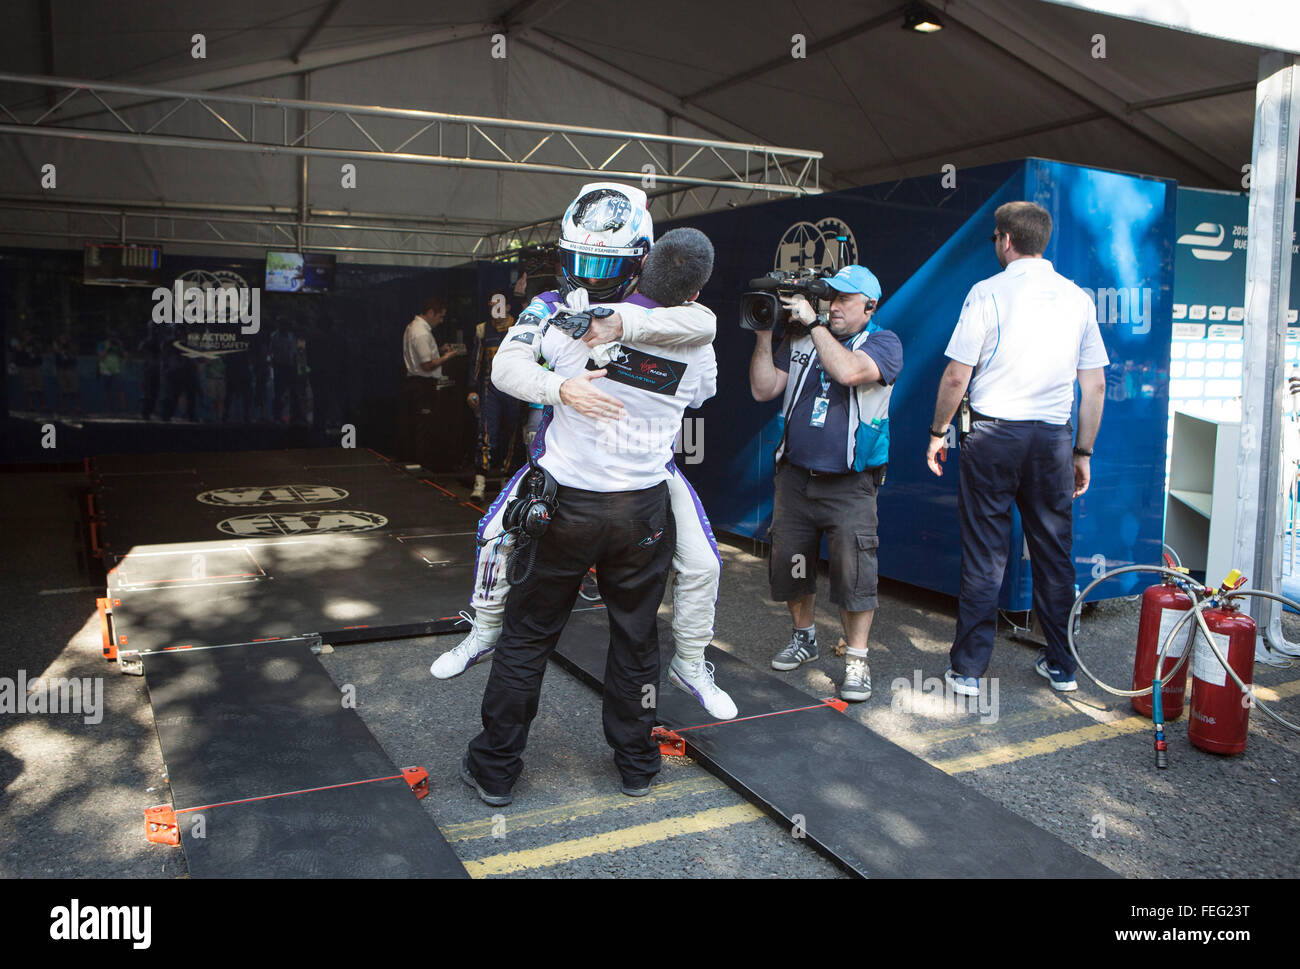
399, 297, 463, 463
160, 324, 200, 422
13, 330, 46, 412
137, 327, 164, 420
307, 313, 343, 433
97, 332, 127, 414
925, 200, 1108, 697
270, 317, 300, 423
468, 289, 524, 500
223, 340, 252, 423
203, 354, 227, 423
53, 333, 81, 416
249, 327, 271, 422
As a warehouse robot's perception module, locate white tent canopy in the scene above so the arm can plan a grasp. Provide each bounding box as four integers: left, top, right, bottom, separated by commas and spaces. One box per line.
0, 0, 1280, 263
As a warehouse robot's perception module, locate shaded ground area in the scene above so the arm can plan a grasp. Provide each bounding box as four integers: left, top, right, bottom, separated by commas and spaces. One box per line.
1, 467, 1297, 878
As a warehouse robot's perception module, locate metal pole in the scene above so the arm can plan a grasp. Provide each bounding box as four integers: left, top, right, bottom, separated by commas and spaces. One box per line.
0, 71, 822, 158
1233, 51, 1300, 655
0, 123, 808, 195
299, 73, 309, 254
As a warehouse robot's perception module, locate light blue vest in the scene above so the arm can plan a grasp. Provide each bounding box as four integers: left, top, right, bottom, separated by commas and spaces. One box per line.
774, 322, 893, 473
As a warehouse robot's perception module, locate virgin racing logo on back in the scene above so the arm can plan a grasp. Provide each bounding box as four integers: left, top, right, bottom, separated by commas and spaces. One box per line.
584, 347, 684, 396
197, 485, 349, 506
217, 510, 388, 536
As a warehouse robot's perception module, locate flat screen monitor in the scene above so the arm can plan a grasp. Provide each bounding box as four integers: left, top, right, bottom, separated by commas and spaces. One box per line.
265, 251, 335, 293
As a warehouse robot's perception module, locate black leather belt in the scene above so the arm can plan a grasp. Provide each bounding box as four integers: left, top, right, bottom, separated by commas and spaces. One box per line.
970, 410, 1053, 426
782, 458, 856, 478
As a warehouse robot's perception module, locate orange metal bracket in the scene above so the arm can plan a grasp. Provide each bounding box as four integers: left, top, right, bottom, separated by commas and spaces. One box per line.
144, 805, 179, 846
96, 598, 116, 660
652, 726, 685, 757
402, 766, 429, 799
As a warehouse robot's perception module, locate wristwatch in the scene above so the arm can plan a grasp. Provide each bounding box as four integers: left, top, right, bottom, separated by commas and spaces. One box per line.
929, 424, 950, 439
1073, 446, 1093, 457
807, 312, 830, 330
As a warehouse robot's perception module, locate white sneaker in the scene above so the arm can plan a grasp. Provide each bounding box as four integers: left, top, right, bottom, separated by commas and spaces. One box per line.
669, 657, 738, 720
470, 475, 486, 501
430, 613, 496, 679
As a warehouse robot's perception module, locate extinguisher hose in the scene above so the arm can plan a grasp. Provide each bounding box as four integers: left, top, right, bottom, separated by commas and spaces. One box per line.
1198, 589, 1300, 734
1067, 566, 1300, 734
1067, 565, 1200, 699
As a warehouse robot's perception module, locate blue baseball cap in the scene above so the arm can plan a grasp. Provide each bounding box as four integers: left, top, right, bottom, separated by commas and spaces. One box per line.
824, 265, 882, 301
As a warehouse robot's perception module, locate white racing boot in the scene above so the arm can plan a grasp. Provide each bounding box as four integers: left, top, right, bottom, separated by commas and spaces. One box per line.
431, 612, 500, 679
470, 475, 487, 501
668, 656, 738, 720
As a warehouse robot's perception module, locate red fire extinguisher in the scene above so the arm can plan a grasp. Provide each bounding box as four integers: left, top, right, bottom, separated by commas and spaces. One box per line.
1131, 573, 1196, 720
1187, 590, 1257, 756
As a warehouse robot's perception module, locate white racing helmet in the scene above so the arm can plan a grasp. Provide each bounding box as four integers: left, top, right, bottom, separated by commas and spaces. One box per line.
557, 182, 654, 301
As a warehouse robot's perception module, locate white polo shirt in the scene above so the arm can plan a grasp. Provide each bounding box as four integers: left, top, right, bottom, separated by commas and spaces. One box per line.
945, 258, 1109, 424
402, 316, 439, 378
535, 303, 716, 492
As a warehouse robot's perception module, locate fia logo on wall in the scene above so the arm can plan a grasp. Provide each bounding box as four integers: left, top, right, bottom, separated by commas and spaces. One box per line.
774, 218, 857, 273
217, 510, 388, 536
152, 268, 261, 344
197, 485, 349, 507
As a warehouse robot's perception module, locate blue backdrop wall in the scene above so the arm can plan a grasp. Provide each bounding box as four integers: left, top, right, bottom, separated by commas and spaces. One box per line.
664, 158, 1176, 608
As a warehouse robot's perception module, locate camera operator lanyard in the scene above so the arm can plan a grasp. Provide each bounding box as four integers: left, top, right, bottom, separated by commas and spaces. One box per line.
810, 365, 831, 428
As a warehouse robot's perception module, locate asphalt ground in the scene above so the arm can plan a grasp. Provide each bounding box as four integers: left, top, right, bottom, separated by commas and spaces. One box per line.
2, 468, 1298, 881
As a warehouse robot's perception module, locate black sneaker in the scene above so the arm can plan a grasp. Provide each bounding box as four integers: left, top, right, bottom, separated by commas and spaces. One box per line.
771, 630, 818, 671
621, 778, 653, 797
460, 755, 513, 806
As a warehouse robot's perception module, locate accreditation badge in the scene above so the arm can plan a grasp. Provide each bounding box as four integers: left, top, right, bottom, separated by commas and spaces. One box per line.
810, 396, 829, 428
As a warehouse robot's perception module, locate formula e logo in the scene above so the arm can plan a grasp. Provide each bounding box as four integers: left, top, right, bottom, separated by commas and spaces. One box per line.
1176, 222, 1233, 262
639, 528, 664, 547
775, 217, 858, 274
197, 485, 349, 507
216, 510, 388, 536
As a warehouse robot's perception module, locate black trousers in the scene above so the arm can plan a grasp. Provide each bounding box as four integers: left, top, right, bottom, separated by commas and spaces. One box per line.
950, 418, 1077, 678
466, 482, 675, 795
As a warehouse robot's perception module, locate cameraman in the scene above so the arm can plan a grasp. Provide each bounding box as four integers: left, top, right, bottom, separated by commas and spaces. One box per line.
749, 265, 903, 702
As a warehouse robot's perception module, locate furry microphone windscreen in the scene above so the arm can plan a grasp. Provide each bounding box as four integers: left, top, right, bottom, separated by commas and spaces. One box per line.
637, 227, 714, 306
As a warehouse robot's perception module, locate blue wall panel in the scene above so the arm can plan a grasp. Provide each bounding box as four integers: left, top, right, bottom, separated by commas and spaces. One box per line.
667, 158, 1175, 608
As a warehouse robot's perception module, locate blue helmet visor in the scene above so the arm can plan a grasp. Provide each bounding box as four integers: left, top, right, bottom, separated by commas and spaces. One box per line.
563, 248, 639, 283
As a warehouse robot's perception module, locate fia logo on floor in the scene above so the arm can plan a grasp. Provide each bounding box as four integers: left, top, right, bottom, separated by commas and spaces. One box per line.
216, 510, 388, 536
197, 485, 349, 506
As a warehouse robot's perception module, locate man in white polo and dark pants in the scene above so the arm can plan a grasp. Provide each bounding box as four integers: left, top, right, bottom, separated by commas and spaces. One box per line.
398, 297, 462, 464
925, 200, 1108, 696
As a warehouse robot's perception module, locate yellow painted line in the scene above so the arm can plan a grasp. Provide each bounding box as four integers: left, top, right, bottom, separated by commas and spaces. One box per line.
440, 774, 724, 842
463, 803, 765, 877
932, 717, 1151, 774
921, 677, 1300, 772
909, 702, 1092, 749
